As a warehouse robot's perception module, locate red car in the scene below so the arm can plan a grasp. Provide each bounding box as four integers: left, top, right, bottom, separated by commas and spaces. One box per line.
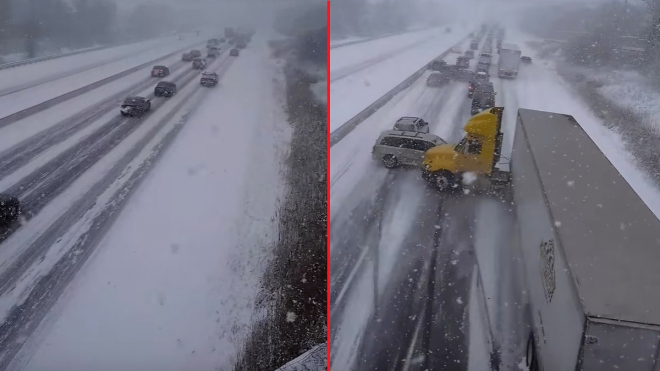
151, 65, 169, 77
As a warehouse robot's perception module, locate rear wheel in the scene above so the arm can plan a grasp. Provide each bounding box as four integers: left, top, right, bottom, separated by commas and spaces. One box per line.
382, 155, 398, 168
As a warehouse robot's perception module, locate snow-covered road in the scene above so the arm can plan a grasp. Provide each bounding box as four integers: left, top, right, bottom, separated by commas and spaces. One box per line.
0, 26, 290, 370
330, 24, 660, 371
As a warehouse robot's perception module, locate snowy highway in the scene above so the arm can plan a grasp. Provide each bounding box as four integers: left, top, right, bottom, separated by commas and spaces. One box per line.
330, 24, 660, 371
0, 27, 293, 370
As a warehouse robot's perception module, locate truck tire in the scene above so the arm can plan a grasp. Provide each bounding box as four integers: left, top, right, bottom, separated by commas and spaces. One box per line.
432, 170, 460, 192
382, 155, 398, 168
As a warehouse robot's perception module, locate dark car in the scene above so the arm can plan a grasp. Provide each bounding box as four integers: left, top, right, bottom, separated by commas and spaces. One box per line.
219, 37, 226, 43
428, 59, 447, 71
237, 41, 247, 49
207, 48, 220, 58
154, 81, 177, 97
470, 40, 479, 50
120, 96, 151, 116
456, 56, 470, 69
200, 72, 219, 87
229, 48, 239, 56
0, 195, 19, 225
471, 85, 496, 115
151, 65, 169, 77
455, 68, 474, 82
192, 58, 207, 70
521, 56, 532, 64
182, 52, 193, 62
468, 72, 490, 97
465, 50, 475, 59
476, 56, 491, 73
426, 72, 450, 87
190, 49, 202, 58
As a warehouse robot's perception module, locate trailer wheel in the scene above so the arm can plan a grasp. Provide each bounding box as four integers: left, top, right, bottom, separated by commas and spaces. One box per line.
526, 332, 539, 371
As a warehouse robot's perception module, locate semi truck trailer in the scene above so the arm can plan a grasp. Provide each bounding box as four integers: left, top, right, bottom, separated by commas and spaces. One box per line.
498, 43, 521, 78
422, 107, 660, 370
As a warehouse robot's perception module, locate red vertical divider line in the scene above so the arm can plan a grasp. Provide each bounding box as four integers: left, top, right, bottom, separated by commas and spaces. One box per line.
326, 1, 331, 370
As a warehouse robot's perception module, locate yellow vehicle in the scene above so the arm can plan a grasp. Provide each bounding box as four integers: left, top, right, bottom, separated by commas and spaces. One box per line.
421, 107, 510, 192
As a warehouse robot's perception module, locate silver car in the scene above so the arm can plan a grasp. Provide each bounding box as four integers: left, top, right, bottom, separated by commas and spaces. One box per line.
372, 130, 446, 168
393, 117, 429, 133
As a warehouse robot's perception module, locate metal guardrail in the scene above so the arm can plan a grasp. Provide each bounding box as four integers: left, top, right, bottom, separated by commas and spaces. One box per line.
329, 34, 470, 146
274, 343, 326, 371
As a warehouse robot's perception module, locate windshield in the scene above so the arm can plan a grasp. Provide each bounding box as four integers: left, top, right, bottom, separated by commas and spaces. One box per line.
0, 0, 327, 370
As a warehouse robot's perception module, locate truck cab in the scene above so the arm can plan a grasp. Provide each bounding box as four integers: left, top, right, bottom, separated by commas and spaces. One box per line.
421, 107, 507, 192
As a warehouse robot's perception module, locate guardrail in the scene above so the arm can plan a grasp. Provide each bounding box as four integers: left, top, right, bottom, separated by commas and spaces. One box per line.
0, 33, 194, 71
329, 34, 470, 146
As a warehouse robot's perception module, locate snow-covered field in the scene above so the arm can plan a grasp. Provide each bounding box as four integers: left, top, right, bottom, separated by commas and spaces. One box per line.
5, 34, 290, 371
330, 22, 660, 370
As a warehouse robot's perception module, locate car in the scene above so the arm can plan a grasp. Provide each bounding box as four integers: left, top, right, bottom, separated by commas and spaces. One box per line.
428, 59, 447, 71
521, 56, 532, 64
120, 96, 151, 116
0, 195, 20, 226
455, 68, 474, 82
151, 65, 169, 77
426, 72, 450, 87
182, 52, 193, 62
471, 84, 496, 115
177, 35, 184, 41
470, 40, 479, 50
207, 49, 220, 58
480, 52, 492, 58
393, 117, 430, 133
154, 81, 177, 97
468, 72, 490, 97
219, 37, 226, 43
190, 49, 202, 58
372, 131, 446, 168
465, 50, 475, 59
237, 42, 247, 49
200, 72, 219, 87
192, 58, 207, 70
456, 56, 470, 69
451, 46, 462, 53
229, 48, 239, 56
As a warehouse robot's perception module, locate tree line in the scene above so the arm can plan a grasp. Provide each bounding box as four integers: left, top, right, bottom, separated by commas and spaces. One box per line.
0, 0, 178, 61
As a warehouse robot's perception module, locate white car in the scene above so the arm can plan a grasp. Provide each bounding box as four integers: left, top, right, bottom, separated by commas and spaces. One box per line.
451, 46, 462, 53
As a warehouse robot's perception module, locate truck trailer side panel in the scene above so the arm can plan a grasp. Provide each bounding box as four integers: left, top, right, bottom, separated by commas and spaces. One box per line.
511, 108, 660, 370
511, 112, 585, 371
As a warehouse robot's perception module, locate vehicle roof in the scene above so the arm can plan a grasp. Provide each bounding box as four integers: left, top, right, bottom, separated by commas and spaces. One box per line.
202, 72, 218, 76
123, 96, 145, 104
516, 108, 660, 325
378, 130, 442, 142
396, 117, 422, 124
153, 65, 167, 69
156, 81, 175, 86
500, 42, 521, 52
